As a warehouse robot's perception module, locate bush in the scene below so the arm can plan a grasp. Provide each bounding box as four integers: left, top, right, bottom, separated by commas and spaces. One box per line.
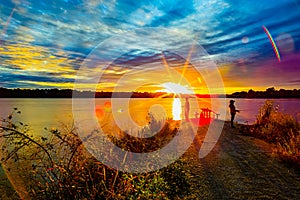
241, 100, 300, 166
0, 108, 190, 199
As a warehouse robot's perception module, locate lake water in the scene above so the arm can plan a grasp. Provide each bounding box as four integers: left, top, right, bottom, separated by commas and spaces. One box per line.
0, 98, 299, 134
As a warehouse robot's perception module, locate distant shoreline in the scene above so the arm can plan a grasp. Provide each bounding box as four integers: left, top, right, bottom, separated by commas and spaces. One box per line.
1, 97, 300, 99
0, 87, 299, 98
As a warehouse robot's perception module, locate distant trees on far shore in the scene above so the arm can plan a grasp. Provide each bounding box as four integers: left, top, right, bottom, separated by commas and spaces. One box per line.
0, 87, 173, 98
227, 87, 300, 98
0, 87, 299, 98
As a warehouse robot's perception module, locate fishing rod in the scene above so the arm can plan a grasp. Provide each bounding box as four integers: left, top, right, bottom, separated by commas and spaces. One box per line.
236, 109, 252, 112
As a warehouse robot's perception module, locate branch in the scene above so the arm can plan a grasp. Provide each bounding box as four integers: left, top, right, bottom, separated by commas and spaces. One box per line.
67, 140, 82, 171
2, 139, 30, 163
0, 125, 54, 166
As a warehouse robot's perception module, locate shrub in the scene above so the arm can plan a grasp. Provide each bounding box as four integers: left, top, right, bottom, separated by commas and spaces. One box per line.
0, 108, 189, 199
241, 100, 300, 166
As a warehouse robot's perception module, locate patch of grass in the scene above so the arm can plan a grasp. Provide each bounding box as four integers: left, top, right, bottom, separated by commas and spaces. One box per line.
160, 159, 192, 199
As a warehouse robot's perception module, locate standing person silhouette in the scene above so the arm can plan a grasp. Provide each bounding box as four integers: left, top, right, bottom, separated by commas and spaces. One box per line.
185, 97, 190, 121
229, 100, 239, 128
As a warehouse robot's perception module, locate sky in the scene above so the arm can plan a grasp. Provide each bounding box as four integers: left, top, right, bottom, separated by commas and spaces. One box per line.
0, 0, 300, 94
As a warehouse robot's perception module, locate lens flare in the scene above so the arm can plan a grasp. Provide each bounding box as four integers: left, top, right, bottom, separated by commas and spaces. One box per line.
95, 105, 105, 119
104, 101, 112, 112
262, 25, 281, 62
178, 45, 194, 85
0, 7, 16, 45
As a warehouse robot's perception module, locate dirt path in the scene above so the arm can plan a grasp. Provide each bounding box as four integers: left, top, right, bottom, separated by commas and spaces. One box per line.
183, 122, 300, 199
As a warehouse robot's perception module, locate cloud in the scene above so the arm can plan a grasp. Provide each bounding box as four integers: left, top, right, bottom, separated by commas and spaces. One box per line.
0, 41, 85, 88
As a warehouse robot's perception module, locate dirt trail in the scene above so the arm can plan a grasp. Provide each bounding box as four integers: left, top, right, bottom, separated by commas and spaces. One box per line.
183, 122, 300, 199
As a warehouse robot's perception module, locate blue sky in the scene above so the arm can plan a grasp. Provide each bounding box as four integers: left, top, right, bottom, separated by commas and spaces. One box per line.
0, 0, 300, 93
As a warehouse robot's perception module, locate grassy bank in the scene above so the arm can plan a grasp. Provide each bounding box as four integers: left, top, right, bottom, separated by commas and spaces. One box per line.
239, 100, 300, 168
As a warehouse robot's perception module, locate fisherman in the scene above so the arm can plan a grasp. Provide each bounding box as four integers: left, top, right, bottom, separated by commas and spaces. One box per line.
229, 100, 239, 128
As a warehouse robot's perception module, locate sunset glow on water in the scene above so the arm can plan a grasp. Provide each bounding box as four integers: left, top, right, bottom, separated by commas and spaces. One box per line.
172, 98, 182, 120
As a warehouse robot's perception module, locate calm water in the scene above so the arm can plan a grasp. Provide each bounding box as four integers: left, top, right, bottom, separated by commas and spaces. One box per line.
0, 98, 299, 134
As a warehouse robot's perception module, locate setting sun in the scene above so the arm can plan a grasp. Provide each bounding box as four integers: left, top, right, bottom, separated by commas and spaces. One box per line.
161, 82, 194, 94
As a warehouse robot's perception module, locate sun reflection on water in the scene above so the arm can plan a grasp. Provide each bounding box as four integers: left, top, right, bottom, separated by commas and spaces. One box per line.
172, 98, 181, 120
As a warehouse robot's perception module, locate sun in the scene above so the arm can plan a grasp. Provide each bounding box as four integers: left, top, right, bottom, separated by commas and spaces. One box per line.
158, 82, 195, 121
160, 82, 194, 94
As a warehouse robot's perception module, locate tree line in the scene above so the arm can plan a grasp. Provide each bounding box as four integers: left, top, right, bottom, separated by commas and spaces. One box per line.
227, 87, 300, 98
0, 87, 299, 98
0, 87, 173, 98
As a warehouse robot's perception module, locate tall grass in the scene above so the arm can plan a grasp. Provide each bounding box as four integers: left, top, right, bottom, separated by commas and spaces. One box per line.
0, 109, 191, 199
241, 100, 300, 167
